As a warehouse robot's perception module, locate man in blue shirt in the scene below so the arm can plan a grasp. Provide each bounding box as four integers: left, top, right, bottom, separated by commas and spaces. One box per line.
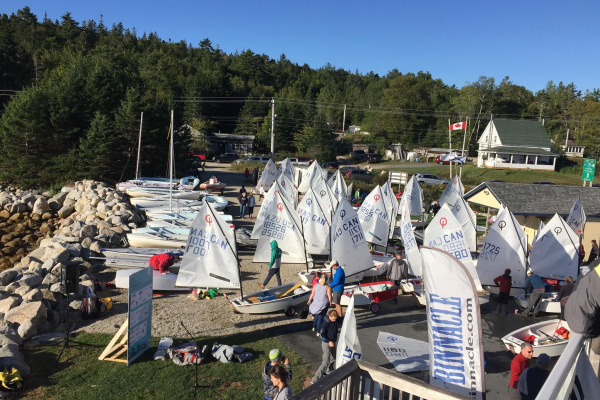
329, 260, 345, 317
520, 269, 546, 317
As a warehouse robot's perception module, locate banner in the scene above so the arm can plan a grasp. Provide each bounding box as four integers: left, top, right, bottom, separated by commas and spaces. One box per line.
529, 213, 579, 280
400, 199, 422, 276
476, 205, 527, 289
421, 247, 485, 400
336, 295, 362, 368
176, 202, 240, 288
566, 197, 586, 235
424, 204, 483, 290
377, 332, 429, 373
357, 185, 390, 247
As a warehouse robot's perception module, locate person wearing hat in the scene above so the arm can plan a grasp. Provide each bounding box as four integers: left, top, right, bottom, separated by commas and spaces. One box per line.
519, 269, 545, 317
518, 353, 550, 400
148, 253, 181, 274
387, 251, 408, 287
259, 240, 283, 289
328, 260, 345, 317
261, 348, 292, 400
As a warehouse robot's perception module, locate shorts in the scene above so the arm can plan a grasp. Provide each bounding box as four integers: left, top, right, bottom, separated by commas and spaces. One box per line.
332, 290, 342, 305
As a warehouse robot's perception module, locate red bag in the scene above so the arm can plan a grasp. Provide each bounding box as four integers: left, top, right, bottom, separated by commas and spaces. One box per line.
522, 335, 536, 344
556, 327, 570, 338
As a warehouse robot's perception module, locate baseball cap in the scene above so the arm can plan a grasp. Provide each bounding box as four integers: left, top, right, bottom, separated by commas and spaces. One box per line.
330, 259, 339, 266
269, 349, 281, 361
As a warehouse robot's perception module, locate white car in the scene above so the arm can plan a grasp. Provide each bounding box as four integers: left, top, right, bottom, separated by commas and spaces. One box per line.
276, 157, 311, 166
413, 173, 449, 185
233, 155, 271, 164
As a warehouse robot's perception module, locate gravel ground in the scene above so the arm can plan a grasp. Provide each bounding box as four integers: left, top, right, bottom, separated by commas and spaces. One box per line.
75, 161, 315, 338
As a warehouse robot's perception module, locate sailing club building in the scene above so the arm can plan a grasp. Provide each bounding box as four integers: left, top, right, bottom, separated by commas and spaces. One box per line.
464, 181, 600, 245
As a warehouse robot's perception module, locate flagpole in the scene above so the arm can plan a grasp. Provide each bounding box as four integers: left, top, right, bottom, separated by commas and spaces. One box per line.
460, 118, 468, 178
448, 119, 452, 179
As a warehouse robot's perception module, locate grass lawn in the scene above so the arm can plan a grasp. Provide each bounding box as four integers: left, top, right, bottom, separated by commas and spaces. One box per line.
17, 331, 312, 400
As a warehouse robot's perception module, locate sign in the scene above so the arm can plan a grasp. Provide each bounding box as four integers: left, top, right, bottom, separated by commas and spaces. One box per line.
389, 171, 408, 185
128, 267, 153, 365
582, 158, 596, 182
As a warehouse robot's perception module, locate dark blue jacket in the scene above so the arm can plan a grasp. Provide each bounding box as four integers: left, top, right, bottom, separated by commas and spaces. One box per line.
319, 315, 340, 343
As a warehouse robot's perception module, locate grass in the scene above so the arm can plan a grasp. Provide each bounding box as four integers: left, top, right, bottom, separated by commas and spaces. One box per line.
17, 331, 312, 400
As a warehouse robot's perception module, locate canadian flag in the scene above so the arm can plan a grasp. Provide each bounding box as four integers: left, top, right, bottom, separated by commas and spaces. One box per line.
450, 121, 466, 130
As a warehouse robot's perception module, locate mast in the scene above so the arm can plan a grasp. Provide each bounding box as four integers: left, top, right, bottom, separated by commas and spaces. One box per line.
169, 110, 174, 212
135, 112, 143, 180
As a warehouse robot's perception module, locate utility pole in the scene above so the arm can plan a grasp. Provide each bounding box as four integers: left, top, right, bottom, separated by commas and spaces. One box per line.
270, 98, 275, 160
135, 112, 143, 180
342, 104, 346, 132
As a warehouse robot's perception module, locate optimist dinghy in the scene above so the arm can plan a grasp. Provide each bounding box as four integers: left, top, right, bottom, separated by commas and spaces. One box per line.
339, 281, 399, 313
514, 292, 561, 314
226, 283, 311, 315
501, 319, 570, 358
115, 266, 191, 292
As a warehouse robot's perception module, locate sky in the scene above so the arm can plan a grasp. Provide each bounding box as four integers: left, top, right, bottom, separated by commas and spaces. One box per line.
4, 1, 600, 93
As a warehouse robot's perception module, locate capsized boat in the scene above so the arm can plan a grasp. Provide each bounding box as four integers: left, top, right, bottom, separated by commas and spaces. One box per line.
226, 283, 311, 315
501, 319, 570, 358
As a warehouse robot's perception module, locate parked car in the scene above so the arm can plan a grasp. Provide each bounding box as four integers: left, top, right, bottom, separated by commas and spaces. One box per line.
351, 149, 366, 162
233, 155, 271, 164
346, 169, 375, 183
435, 155, 462, 165
214, 153, 238, 163
413, 173, 449, 185
365, 153, 382, 163
276, 157, 312, 166
322, 162, 339, 169
189, 150, 207, 161
532, 181, 556, 185
339, 166, 360, 175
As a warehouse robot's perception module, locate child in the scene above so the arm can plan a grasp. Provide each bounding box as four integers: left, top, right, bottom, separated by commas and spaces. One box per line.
262, 349, 292, 400
311, 310, 341, 383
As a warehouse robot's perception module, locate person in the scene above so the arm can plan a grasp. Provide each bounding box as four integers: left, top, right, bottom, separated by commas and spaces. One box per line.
148, 253, 180, 274
311, 310, 341, 384
261, 349, 292, 400
494, 268, 512, 314
201, 161, 206, 172
308, 274, 332, 336
247, 192, 256, 218
588, 240, 599, 264
260, 240, 282, 289
239, 185, 247, 195
269, 364, 292, 400
557, 276, 574, 320
387, 252, 408, 286
519, 269, 545, 317
239, 192, 248, 219
253, 167, 259, 185
508, 343, 533, 400
328, 260, 345, 317
259, 184, 265, 201
518, 353, 550, 400
244, 168, 250, 181
565, 263, 600, 337
431, 200, 441, 216
579, 243, 586, 265
354, 188, 360, 200
311, 271, 323, 287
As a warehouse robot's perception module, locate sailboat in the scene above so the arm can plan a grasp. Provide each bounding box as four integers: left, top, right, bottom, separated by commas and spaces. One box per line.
255, 158, 278, 191
328, 169, 348, 201
438, 175, 464, 208
297, 187, 331, 256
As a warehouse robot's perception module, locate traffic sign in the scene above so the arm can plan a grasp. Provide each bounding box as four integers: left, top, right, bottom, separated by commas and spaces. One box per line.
582, 158, 596, 182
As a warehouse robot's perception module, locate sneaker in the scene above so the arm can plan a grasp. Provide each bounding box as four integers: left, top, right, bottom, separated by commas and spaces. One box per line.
310, 380, 316, 385
312, 328, 315, 332
316, 333, 321, 338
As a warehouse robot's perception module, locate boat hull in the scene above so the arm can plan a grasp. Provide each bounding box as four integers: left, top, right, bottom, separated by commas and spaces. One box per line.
514, 292, 561, 314
228, 283, 311, 314
115, 268, 191, 291
125, 233, 187, 249
340, 281, 399, 307
501, 319, 570, 358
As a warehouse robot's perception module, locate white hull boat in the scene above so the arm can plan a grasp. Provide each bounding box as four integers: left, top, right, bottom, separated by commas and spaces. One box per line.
132, 196, 228, 212
483, 285, 526, 297
145, 213, 232, 228
227, 283, 311, 315
514, 292, 561, 314
298, 268, 364, 285
126, 187, 203, 200
339, 281, 399, 313
399, 278, 423, 294
362, 254, 392, 277
100, 247, 184, 258
501, 319, 570, 358
115, 267, 191, 291
126, 227, 188, 249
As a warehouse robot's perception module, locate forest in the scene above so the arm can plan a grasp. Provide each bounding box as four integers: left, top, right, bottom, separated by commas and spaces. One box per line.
1, 7, 599, 188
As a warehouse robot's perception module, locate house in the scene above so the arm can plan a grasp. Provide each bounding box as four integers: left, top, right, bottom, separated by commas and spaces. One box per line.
348, 125, 369, 135
464, 181, 600, 245
562, 139, 585, 157
182, 124, 255, 155
477, 119, 557, 170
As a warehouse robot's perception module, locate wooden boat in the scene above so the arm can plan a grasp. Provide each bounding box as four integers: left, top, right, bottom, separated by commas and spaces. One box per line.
339, 281, 399, 313
501, 319, 570, 358
115, 267, 191, 292
514, 292, 561, 314
226, 283, 311, 315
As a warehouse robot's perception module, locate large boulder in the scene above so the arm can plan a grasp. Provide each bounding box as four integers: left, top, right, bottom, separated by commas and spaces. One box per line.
0, 297, 21, 314
0, 343, 30, 376
45, 247, 70, 264
0, 269, 18, 286
5, 301, 47, 325
17, 320, 37, 340
57, 205, 75, 219
19, 273, 42, 288
32, 197, 49, 215
22, 289, 43, 302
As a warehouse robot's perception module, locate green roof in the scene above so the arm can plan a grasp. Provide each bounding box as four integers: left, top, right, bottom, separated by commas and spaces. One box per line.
493, 119, 552, 147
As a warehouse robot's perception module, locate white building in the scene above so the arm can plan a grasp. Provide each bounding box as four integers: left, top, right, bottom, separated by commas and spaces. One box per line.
477, 119, 557, 171
562, 139, 585, 157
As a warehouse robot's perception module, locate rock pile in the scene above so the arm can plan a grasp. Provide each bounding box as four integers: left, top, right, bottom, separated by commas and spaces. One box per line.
0, 180, 143, 376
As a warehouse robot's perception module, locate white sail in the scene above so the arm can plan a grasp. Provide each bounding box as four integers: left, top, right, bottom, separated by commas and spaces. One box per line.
421, 247, 485, 400
381, 182, 398, 239
398, 175, 423, 216
529, 213, 579, 281
255, 159, 278, 191
298, 160, 324, 194
346, 183, 354, 202
357, 185, 390, 247
336, 295, 362, 368
277, 174, 298, 208
477, 205, 527, 289
424, 204, 483, 291
175, 202, 240, 288
438, 175, 464, 208
451, 196, 478, 253
253, 191, 306, 264
251, 181, 295, 239
297, 188, 330, 255
331, 197, 372, 277
296, 165, 312, 194
328, 169, 348, 200
400, 199, 422, 276
531, 220, 545, 245
311, 175, 337, 214
566, 197, 586, 235
277, 158, 295, 183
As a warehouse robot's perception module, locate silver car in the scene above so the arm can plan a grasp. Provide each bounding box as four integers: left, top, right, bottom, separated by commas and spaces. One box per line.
413, 173, 449, 185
